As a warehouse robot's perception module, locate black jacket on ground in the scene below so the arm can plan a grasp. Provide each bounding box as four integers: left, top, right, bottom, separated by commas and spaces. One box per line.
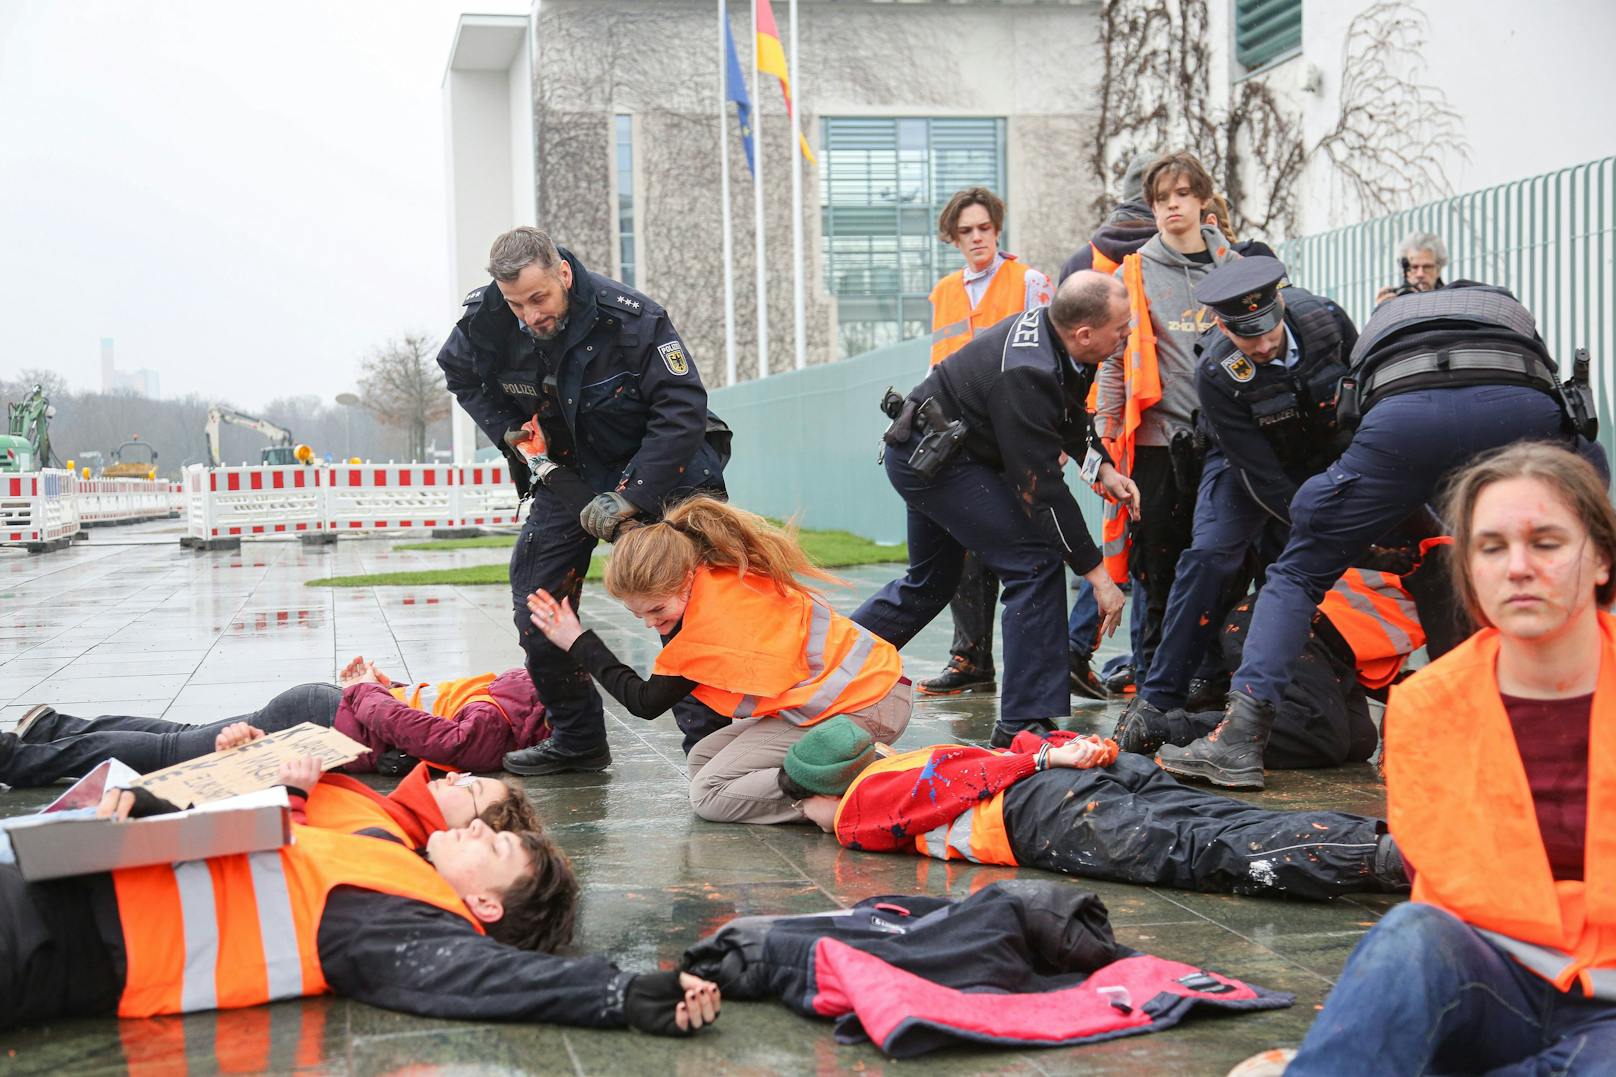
0, 831, 632, 1032
437, 247, 727, 510
909, 307, 1110, 574
1195, 287, 1358, 523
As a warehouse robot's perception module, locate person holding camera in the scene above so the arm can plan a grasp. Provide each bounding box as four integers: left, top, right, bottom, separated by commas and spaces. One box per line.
851, 272, 1139, 749
1373, 231, 1448, 305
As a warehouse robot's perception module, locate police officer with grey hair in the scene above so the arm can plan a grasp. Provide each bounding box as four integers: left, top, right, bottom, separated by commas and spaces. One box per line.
1157, 281, 1606, 790
1113, 257, 1357, 756
437, 226, 730, 774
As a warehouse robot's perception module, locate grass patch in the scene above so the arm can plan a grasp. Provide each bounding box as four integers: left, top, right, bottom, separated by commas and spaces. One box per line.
308, 527, 906, 588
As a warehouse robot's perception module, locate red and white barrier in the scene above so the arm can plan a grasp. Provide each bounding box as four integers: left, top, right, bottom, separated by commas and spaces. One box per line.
76, 477, 179, 526
2, 470, 81, 549
179, 462, 523, 546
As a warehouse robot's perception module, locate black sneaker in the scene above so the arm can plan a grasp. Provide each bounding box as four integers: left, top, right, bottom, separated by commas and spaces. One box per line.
503, 739, 613, 776
1069, 654, 1110, 701
1102, 663, 1136, 696
918, 656, 996, 696
988, 718, 1056, 749
14, 704, 58, 744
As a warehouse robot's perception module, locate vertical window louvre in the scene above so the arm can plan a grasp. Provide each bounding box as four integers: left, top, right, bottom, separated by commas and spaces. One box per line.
614, 114, 636, 287
820, 117, 1006, 358
1234, 0, 1301, 72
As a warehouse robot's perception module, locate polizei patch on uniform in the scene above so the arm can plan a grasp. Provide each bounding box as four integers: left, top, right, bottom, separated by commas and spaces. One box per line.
658, 340, 690, 375
1222, 355, 1256, 383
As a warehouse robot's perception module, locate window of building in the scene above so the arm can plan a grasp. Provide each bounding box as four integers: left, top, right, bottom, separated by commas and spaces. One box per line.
1234, 0, 1302, 73
613, 114, 636, 287
820, 117, 1006, 358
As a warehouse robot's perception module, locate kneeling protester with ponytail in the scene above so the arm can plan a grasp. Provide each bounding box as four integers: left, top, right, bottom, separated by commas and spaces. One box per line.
527, 496, 913, 825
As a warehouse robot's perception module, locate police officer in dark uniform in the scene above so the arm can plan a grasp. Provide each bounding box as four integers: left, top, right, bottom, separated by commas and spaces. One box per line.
1158, 280, 1607, 789
437, 227, 730, 775
1114, 257, 1357, 754
852, 271, 1139, 747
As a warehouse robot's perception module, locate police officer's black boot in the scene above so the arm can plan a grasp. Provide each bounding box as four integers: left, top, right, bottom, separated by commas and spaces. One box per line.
919, 655, 995, 696
988, 718, 1056, 750
1110, 696, 1169, 755
1154, 690, 1274, 790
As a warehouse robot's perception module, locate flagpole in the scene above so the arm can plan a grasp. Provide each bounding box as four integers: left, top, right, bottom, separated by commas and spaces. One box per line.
751, 0, 769, 379
789, 0, 805, 370
718, 0, 737, 386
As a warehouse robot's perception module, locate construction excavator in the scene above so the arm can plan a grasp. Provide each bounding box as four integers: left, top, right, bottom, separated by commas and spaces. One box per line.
204, 407, 312, 467
1, 384, 56, 473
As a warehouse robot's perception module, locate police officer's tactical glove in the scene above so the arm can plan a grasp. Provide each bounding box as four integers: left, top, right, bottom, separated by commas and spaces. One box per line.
624, 971, 696, 1036
580, 491, 641, 542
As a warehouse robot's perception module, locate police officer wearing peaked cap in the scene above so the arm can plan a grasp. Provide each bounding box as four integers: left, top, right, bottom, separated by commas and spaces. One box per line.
436, 227, 731, 775
1157, 277, 1609, 791
851, 271, 1141, 749
1113, 256, 1358, 758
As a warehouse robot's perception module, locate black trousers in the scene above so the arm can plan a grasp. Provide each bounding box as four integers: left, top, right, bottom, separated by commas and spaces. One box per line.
945, 551, 998, 672
0, 865, 117, 1028
0, 683, 341, 787
1128, 446, 1196, 674
1001, 754, 1395, 901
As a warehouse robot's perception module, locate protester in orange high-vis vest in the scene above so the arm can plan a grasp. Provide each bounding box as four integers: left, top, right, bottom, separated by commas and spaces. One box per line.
0, 756, 727, 1037
3, 660, 548, 788
526, 496, 911, 826
1270, 443, 1616, 1076
921, 187, 1055, 699
777, 717, 1406, 901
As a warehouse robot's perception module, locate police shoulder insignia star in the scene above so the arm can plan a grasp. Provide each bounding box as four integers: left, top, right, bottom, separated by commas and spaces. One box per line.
657, 340, 689, 376
1222, 355, 1256, 383
462, 287, 483, 306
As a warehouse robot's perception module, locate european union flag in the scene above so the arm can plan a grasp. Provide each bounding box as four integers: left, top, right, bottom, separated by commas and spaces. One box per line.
724, 14, 754, 176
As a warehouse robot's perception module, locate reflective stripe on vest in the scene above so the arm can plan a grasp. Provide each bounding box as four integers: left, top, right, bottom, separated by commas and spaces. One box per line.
931, 318, 971, 346
1478, 930, 1616, 1002
733, 602, 879, 726
918, 806, 986, 864
174, 853, 304, 1012
1319, 568, 1423, 687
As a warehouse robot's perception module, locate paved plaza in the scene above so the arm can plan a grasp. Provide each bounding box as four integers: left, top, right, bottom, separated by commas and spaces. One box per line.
0, 520, 1396, 1075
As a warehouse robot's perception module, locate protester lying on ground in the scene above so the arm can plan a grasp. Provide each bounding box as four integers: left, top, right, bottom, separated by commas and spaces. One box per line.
1115, 563, 1425, 768
0, 753, 722, 1037
779, 717, 1407, 901
1, 656, 548, 787
222, 726, 538, 848
1243, 443, 1616, 1076
525, 496, 912, 825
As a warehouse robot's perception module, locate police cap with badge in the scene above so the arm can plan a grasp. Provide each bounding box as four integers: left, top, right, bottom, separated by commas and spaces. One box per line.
1196, 256, 1289, 337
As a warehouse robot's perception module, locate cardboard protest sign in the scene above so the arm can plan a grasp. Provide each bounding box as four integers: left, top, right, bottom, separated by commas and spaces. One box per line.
130, 722, 368, 808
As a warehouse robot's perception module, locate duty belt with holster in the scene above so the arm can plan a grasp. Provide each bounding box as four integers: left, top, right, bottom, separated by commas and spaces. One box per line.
879, 387, 969, 478
1334, 345, 1578, 434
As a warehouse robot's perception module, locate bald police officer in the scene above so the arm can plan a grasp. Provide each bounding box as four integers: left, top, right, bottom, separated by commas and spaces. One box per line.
1114, 257, 1357, 755
438, 227, 730, 775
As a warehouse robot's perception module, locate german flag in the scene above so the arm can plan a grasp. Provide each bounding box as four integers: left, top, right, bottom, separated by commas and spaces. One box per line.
754, 0, 815, 163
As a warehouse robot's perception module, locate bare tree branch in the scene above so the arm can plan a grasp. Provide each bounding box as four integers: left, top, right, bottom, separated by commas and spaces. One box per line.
357, 334, 451, 462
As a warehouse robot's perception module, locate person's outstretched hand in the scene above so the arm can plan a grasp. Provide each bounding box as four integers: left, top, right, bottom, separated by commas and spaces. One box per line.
340, 655, 383, 688
527, 589, 584, 650
624, 971, 722, 1036
215, 721, 265, 752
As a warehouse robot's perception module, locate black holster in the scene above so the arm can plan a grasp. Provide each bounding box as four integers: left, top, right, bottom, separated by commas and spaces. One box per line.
1168, 428, 1204, 494
1563, 347, 1599, 441
907, 397, 969, 478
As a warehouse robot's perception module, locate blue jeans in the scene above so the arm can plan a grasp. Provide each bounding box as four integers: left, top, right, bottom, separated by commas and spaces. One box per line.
1290, 903, 1616, 1075
854, 438, 1071, 728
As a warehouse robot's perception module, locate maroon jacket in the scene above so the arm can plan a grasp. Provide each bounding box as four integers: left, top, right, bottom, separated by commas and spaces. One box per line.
333, 668, 548, 773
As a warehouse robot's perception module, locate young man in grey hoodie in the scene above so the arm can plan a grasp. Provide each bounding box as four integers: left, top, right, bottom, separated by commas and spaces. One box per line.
1095, 152, 1240, 679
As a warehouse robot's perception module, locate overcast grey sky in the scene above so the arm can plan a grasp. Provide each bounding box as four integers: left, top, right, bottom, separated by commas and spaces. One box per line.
0, 0, 526, 411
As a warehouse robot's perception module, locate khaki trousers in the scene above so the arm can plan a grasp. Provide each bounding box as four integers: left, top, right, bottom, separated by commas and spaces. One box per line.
686, 681, 913, 825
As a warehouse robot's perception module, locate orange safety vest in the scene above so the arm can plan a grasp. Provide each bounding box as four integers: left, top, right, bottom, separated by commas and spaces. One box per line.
113, 825, 481, 1017
929, 254, 1043, 366
654, 566, 903, 726
1097, 253, 1165, 583
1318, 568, 1425, 688
836, 746, 1018, 865
304, 762, 448, 849
1385, 612, 1616, 999
389, 672, 509, 727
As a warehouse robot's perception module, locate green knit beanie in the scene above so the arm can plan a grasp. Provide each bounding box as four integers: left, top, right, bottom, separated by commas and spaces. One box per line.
783, 716, 877, 796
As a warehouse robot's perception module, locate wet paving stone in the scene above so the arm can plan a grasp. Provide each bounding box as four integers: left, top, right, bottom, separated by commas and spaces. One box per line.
0, 525, 1396, 1074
